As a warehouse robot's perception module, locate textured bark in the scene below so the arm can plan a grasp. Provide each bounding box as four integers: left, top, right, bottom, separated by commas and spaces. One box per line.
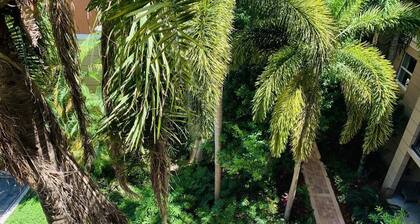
150, 139, 169, 224
49, 0, 94, 170
387, 34, 400, 61
214, 89, 223, 200
0, 16, 127, 224
109, 134, 136, 196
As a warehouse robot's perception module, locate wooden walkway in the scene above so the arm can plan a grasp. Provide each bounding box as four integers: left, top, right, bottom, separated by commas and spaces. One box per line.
302, 145, 345, 224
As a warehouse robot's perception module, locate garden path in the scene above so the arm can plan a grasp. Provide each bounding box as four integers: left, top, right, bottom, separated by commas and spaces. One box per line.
302, 145, 345, 224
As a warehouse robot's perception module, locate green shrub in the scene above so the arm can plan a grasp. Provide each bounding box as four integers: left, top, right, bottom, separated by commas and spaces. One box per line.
368, 207, 407, 224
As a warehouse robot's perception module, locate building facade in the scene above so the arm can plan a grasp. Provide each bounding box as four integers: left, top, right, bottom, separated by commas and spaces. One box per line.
382, 39, 420, 200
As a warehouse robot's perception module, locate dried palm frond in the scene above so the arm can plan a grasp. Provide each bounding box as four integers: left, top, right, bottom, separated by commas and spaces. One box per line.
16, 0, 41, 47
49, 0, 94, 170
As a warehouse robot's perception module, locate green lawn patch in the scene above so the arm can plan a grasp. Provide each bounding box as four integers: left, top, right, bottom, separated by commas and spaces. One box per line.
6, 192, 47, 224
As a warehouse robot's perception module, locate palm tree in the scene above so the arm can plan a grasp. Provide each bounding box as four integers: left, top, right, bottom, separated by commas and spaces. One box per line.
0, 1, 126, 223
238, 0, 419, 217
94, 0, 234, 222
182, 0, 235, 200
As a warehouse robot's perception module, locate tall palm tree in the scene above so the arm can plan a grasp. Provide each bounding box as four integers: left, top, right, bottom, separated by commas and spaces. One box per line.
183, 0, 235, 200
94, 0, 234, 222
0, 1, 126, 223
238, 0, 419, 217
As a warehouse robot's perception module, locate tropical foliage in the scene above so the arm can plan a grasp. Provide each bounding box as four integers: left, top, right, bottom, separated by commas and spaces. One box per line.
1, 0, 420, 223
247, 0, 420, 161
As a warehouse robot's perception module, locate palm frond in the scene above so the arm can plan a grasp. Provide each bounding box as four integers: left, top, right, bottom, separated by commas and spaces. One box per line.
290, 78, 321, 161
244, 0, 335, 61
15, 0, 41, 47
232, 23, 289, 68
338, 2, 419, 38
336, 42, 398, 152
336, 0, 367, 25
252, 46, 300, 122
186, 0, 235, 139
326, 62, 371, 144
49, 0, 94, 168
269, 88, 304, 157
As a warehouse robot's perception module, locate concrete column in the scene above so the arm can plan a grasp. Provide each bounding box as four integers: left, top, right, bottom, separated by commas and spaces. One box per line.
382, 148, 411, 197
382, 97, 420, 196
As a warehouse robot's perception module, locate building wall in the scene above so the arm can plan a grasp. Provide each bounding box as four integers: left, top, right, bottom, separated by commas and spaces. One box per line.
382, 97, 420, 196
394, 42, 420, 115
72, 0, 97, 34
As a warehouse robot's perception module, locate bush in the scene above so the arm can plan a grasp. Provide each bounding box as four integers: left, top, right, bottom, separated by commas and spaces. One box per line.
368, 207, 407, 224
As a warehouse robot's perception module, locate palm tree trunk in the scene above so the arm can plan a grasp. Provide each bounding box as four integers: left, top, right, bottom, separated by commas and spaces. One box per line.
188, 138, 203, 164
150, 139, 169, 224
284, 161, 301, 220
0, 20, 127, 223
372, 32, 379, 45
109, 134, 136, 196
387, 34, 400, 61
214, 89, 223, 200
357, 153, 367, 178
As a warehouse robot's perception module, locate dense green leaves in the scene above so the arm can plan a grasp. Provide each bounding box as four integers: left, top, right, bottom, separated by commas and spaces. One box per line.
248, 0, 412, 161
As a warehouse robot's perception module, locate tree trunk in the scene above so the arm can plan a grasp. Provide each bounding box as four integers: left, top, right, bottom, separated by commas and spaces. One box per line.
357, 153, 367, 178
150, 139, 169, 224
188, 138, 203, 164
0, 18, 127, 224
109, 134, 136, 196
214, 89, 223, 200
284, 161, 301, 220
387, 34, 400, 61
372, 32, 379, 45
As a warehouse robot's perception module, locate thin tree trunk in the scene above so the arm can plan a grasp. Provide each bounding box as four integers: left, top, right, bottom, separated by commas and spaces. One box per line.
387, 34, 400, 61
188, 138, 203, 164
372, 32, 379, 45
150, 139, 169, 224
284, 161, 301, 220
0, 19, 127, 223
214, 89, 223, 200
357, 153, 367, 178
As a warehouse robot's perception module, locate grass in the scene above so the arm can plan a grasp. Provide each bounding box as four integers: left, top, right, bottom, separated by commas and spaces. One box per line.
5, 192, 47, 224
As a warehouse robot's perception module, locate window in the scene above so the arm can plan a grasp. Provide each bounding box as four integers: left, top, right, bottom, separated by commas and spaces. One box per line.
397, 53, 417, 87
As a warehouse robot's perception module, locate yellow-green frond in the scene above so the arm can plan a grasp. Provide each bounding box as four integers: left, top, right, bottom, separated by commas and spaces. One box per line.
363, 108, 393, 154
269, 88, 304, 157
186, 0, 235, 138
290, 80, 321, 161
252, 46, 300, 122
336, 42, 398, 152
338, 2, 417, 38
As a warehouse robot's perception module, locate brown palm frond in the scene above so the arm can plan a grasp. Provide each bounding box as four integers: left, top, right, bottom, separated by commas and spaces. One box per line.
15, 0, 41, 47
48, 0, 94, 170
